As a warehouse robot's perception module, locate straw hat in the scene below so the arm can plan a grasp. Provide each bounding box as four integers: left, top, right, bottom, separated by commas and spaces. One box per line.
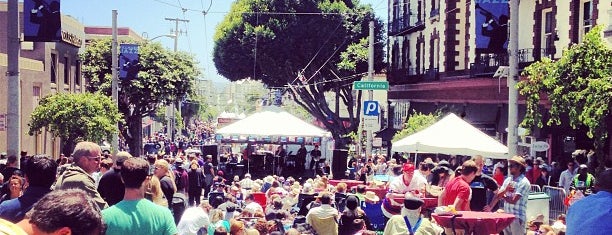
509, 155, 527, 168
364, 191, 380, 202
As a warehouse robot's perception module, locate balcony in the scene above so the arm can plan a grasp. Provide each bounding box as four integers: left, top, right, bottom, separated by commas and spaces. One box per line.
388, 66, 439, 85
388, 14, 425, 36
469, 48, 556, 77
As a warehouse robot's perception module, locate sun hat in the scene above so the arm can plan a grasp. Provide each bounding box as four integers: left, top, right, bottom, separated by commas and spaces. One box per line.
364, 191, 380, 202
403, 194, 424, 210
509, 155, 527, 168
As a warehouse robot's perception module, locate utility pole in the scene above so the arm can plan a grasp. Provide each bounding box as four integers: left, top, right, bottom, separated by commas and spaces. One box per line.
7, 0, 21, 167
111, 10, 119, 155
366, 21, 374, 158
164, 17, 188, 143
507, 0, 520, 157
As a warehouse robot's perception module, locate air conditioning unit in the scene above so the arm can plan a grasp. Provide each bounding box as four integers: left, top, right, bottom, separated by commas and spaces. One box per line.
519, 136, 534, 147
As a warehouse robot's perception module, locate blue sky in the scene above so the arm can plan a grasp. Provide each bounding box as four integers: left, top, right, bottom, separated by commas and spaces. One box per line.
61, 0, 388, 84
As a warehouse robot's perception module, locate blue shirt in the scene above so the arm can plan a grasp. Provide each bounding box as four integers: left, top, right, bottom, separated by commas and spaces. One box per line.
566, 191, 612, 235
0, 186, 51, 223
499, 174, 530, 223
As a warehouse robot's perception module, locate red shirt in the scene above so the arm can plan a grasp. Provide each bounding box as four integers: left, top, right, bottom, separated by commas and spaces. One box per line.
441, 176, 472, 211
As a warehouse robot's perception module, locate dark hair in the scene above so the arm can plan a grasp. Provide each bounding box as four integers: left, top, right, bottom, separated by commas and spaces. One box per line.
7, 155, 17, 164
213, 226, 228, 235
27, 189, 103, 235
595, 169, 612, 192
356, 185, 367, 194
24, 155, 58, 188
121, 158, 150, 189
319, 192, 332, 204
461, 160, 479, 176
245, 193, 255, 201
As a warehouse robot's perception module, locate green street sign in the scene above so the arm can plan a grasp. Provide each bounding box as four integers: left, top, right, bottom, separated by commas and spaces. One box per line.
353, 81, 389, 90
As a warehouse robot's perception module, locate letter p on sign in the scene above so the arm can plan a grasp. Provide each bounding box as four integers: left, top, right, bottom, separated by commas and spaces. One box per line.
363, 101, 379, 116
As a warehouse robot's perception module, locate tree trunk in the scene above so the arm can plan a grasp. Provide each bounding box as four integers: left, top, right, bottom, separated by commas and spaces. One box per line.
127, 115, 143, 157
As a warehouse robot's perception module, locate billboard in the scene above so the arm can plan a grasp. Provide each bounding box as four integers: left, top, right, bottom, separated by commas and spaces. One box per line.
24, 0, 62, 42
475, 1, 509, 53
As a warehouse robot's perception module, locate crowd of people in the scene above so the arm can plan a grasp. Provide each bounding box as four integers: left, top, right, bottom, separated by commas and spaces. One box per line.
0, 142, 609, 235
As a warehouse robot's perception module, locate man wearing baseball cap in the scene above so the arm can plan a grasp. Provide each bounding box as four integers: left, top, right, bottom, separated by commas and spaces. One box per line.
382, 163, 427, 219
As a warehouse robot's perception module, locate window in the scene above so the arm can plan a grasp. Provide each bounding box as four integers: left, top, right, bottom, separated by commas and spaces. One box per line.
33, 86, 41, 108
581, 1, 593, 39
75, 60, 81, 86
50, 53, 57, 83
63, 57, 70, 86
542, 9, 555, 58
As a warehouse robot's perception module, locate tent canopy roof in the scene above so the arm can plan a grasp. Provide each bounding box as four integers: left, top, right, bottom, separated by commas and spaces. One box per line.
392, 113, 508, 159
216, 106, 330, 137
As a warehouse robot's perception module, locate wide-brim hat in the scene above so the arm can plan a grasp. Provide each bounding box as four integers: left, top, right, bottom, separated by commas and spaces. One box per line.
364, 191, 380, 202
509, 155, 527, 168
403, 195, 424, 210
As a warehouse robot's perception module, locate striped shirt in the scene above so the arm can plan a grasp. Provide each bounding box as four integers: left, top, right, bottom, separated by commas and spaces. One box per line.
500, 174, 530, 223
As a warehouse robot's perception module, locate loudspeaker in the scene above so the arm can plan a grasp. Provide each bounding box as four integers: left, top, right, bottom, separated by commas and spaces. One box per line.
332, 149, 348, 180
201, 145, 218, 165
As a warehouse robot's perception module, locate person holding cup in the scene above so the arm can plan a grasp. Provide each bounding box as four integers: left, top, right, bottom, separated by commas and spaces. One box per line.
486, 155, 530, 235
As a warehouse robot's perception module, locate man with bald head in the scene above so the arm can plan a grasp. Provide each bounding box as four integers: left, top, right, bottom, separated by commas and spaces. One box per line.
54, 141, 108, 209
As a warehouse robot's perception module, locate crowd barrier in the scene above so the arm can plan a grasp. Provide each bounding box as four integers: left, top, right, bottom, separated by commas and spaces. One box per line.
530, 184, 542, 193
543, 186, 567, 223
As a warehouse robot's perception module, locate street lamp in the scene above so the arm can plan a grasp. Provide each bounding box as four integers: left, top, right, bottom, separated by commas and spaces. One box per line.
141, 32, 179, 143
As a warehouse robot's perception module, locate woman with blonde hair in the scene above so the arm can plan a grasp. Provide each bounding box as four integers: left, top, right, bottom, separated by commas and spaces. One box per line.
145, 175, 168, 207
154, 159, 176, 208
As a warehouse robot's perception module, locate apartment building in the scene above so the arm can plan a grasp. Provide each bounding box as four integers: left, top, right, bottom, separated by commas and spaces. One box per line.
387, 0, 610, 158
0, 2, 86, 157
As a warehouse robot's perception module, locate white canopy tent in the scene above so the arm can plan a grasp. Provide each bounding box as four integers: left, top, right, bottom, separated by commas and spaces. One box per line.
392, 113, 508, 159
216, 106, 330, 137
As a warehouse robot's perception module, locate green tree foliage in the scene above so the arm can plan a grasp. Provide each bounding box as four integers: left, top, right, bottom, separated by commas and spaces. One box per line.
81, 39, 200, 156
518, 26, 611, 174
392, 112, 440, 142
28, 93, 122, 155
213, 0, 385, 147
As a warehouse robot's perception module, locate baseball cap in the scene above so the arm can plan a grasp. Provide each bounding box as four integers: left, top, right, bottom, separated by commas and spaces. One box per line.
402, 163, 415, 172
115, 151, 133, 165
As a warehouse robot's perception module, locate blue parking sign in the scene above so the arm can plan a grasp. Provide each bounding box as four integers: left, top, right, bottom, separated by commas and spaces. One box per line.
363, 101, 379, 116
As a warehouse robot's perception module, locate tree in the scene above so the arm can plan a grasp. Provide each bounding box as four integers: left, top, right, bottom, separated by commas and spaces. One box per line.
28, 93, 122, 156
81, 39, 200, 157
213, 0, 385, 148
518, 25, 611, 174
392, 111, 440, 142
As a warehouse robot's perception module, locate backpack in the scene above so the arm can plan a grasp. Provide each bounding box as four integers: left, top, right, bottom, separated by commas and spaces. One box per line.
171, 193, 187, 224
174, 169, 186, 191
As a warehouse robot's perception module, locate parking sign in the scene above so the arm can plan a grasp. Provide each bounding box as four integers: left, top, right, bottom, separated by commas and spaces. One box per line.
363, 101, 379, 116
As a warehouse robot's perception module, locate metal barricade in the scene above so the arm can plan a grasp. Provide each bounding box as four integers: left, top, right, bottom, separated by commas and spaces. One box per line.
530, 184, 542, 193
543, 186, 567, 223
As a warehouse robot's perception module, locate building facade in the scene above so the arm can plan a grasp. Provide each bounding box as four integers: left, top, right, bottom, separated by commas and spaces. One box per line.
0, 3, 86, 157
387, 0, 611, 160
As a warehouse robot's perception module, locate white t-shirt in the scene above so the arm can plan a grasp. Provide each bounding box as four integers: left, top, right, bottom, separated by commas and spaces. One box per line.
176, 207, 209, 235
388, 173, 428, 195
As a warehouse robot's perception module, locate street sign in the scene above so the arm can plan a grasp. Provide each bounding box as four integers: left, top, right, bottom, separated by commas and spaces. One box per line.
363, 101, 380, 131
532, 141, 550, 152
353, 81, 389, 90
363, 101, 379, 116
373, 137, 382, 147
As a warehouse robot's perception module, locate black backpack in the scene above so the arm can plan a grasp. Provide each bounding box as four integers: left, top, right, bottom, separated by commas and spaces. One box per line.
171, 193, 187, 224
174, 169, 185, 191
